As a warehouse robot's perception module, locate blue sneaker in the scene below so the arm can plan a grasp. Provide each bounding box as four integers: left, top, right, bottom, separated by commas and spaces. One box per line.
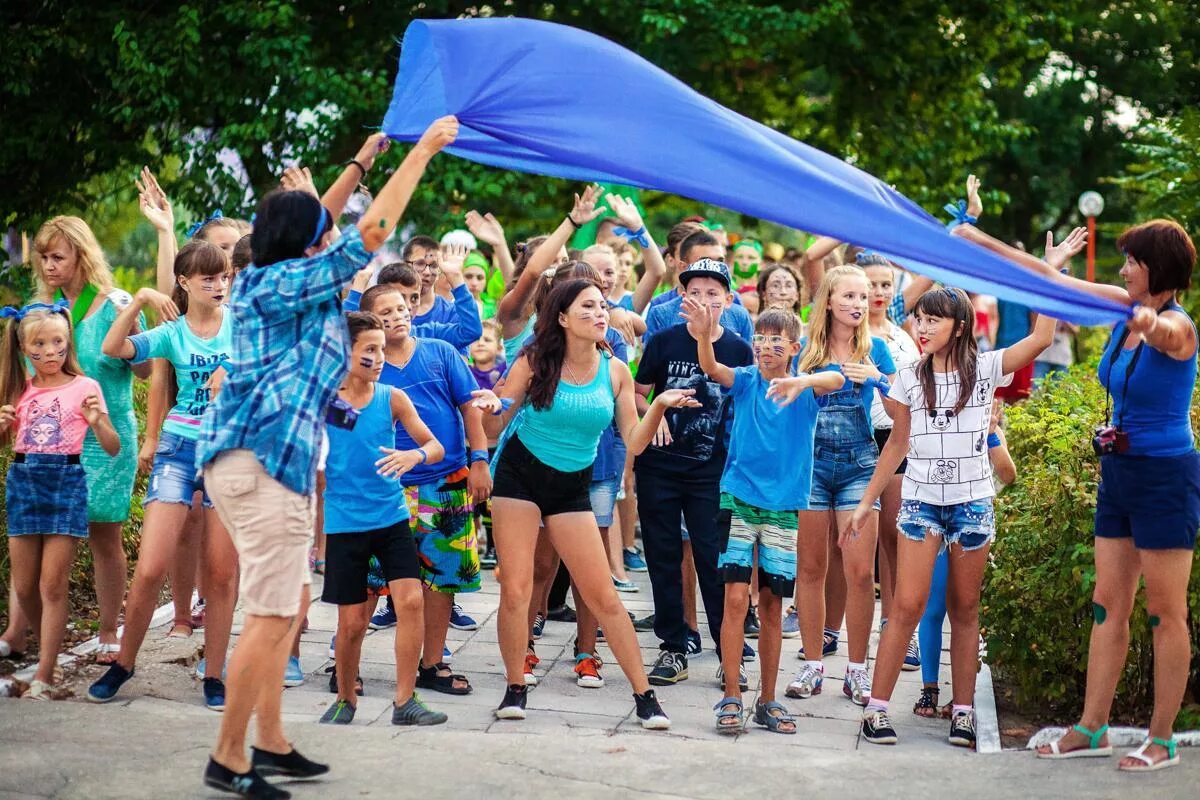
283, 656, 305, 687
203, 677, 226, 712
87, 663, 134, 703
742, 642, 756, 663
449, 604, 478, 631
686, 629, 702, 656
782, 606, 800, 639
443, 646, 453, 665
902, 634, 921, 671
369, 600, 397, 630
194, 658, 228, 680
623, 546, 648, 573
328, 634, 337, 660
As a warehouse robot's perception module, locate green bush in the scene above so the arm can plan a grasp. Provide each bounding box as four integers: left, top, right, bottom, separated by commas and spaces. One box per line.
984, 363, 1200, 724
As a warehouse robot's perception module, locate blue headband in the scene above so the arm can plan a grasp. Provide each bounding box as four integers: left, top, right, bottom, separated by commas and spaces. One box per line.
306, 205, 330, 250
186, 209, 225, 239
0, 300, 71, 321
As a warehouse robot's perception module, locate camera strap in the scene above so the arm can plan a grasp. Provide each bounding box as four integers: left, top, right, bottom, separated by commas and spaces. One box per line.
1101, 301, 1173, 428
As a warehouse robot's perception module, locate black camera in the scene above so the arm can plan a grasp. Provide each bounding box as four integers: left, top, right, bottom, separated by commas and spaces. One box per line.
325, 397, 359, 430
1092, 425, 1129, 457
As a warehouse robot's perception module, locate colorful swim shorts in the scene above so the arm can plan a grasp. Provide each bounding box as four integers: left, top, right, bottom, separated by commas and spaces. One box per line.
405, 467, 481, 594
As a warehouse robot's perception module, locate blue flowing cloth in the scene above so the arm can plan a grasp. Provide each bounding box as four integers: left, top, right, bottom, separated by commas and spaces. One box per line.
383, 18, 1128, 324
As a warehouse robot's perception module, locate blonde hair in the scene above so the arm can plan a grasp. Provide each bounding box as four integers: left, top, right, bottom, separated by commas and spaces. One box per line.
0, 309, 83, 409
581, 243, 617, 265
196, 217, 251, 240
798, 265, 873, 373
32, 216, 114, 297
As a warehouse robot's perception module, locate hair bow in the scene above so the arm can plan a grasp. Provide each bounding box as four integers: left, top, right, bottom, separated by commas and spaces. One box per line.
612, 225, 651, 248
942, 200, 977, 231
186, 209, 225, 239
0, 300, 70, 321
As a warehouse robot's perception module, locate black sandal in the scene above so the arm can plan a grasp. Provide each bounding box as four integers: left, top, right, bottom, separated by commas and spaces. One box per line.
913, 685, 939, 718
416, 662, 472, 695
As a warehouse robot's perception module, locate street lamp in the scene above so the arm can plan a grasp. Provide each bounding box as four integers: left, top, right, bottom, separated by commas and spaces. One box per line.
1078, 191, 1105, 282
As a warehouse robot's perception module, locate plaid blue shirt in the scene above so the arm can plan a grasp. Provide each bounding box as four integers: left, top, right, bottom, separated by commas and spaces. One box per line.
889, 291, 907, 326
196, 226, 371, 496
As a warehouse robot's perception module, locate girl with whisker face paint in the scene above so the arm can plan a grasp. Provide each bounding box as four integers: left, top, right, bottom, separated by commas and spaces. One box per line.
0, 304, 119, 698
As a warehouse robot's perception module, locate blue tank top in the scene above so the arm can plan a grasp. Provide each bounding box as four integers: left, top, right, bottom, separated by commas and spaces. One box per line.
1098, 302, 1197, 457
503, 315, 536, 364
323, 383, 410, 533
517, 352, 615, 472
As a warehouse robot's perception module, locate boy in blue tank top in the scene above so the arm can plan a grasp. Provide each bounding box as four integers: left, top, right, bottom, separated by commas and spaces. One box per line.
320, 313, 449, 727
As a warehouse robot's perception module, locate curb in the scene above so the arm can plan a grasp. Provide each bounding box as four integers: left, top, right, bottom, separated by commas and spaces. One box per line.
974, 663, 1002, 754
1028, 726, 1200, 750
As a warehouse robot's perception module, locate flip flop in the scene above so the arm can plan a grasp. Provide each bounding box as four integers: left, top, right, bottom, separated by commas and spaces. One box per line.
1037, 723, 1113, 759
1118, 738, 1180, 773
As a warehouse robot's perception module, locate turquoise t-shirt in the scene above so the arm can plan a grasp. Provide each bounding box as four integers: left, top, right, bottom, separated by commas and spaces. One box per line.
129, 311, 233, 440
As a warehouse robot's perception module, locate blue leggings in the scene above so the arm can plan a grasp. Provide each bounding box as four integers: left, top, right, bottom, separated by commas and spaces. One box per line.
918, 549, 950, 684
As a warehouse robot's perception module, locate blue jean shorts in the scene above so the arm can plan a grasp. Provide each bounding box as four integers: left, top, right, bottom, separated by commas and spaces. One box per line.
145, 432, 212, 508
897, 498, 995, 553
589, 476, 621, 527
809, 443, 881, 511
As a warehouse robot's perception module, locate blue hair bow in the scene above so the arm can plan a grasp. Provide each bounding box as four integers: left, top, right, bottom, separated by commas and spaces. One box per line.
186, 209, 225, 239
943, 200, 977, 231
0, 300, 71, 321
612, 225, 651, 248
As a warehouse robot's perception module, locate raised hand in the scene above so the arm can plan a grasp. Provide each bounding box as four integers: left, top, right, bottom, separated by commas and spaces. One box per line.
605, 193, 644, 231
678, 296, 715, 339
353, 132, 390, 172
469, 388, 503, 415
134, 287, 180, 322
465, 210, 506, 248
965, 174, 983, 220
440, 242, 468, 286
80, 395, 105, 426
350, 264, 375, 292
0, 403, 15, 433
137, 167, 174, 232
281, 165, 319, 198
989, 398, 1003, 434
415, 116, 459, 157
569, 184, 606, 227
1044, 227, 1088, 269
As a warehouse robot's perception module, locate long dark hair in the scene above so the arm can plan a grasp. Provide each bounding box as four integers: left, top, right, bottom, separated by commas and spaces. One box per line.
250, 189, 331, 266
171, 240, 229, 314
525, 278, 610, 410
913, 287, 977, 414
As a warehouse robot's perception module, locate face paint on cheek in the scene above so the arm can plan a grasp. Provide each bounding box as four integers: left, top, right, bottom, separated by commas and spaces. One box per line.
772, 345, 786, 356
359, 356, 375, 369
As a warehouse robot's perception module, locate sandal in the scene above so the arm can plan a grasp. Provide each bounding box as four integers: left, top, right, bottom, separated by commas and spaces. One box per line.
166, 618, 194, 639
1037, 723, 1113, 759
753, 700, 797, 735
1119, 737, 1179, 772
416, 662, 472, 695
713, 696, 743, 734
23, 679, 53, 700
913, 685, 939, 718
93, 642, 121, 665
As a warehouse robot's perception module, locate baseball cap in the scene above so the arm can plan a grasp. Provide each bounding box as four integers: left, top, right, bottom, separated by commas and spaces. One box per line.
679, 257, 732, 290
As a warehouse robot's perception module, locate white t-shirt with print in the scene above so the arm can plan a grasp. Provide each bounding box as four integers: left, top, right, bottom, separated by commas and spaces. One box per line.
871, 321, 921, 430
888, 349, 1012, 505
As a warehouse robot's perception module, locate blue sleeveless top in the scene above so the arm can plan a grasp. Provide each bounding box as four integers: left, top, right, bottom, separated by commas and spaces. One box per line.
1098, 302, 1197, 457
517, 352, 616, 472
323, 383, 410, 533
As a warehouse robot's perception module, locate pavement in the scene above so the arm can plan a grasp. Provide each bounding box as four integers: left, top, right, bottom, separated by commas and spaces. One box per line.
1, 563, 1196, 799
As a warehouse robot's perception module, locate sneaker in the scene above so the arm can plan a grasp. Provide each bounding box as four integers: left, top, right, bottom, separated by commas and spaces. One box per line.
328, 634, 336, 660
325, 665, 364, 696
283, 656, 305, 687
392, 694, 448, 726
449, 604, 478, 631
797, 631, 839, 659
87, 663, 134, 703
744, 607, 760, 639
785, 663, 824, 699
685, 629, 702, 656
715, 662, 749, 692
648, 651, 688, 686
203, 677, 226, 712
531, 612, 546, 640
494, 684, 528, 720
949, 709, 977, 748
612, 575, 639, 593
902, 635, 921, 671
546, 605, 577, 623
623, 546, 648, 572
633, 613, 656, 632
190, 597, 206, 629
595, 626, 606, 643
250, 746, 329, 779
524, 649, 540, 686
319, 698, 356, 725
369, 600, 397, 630
861, 708, 899, 745
634, 689, 671, 729
742, 642, 756, 663
843, 667, 871, 706
443, 645, 453, 664
203, 758, 288, 800
574, 653, 605, 688
194, 658, 228, 681
480, 547, 498, 569
781, 606, 800, 639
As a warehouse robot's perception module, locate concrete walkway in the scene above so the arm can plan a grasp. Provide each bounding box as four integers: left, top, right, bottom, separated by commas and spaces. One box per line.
1, 566, 1195, 799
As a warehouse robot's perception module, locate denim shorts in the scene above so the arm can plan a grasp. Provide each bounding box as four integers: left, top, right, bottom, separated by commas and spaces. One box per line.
896, 497, 995, 553
589, 476, 621, 527
145, 432, 212, 509
809, 443, 881, 511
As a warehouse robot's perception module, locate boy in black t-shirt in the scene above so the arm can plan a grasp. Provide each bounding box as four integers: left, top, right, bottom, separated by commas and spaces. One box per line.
634, 259, 754, 686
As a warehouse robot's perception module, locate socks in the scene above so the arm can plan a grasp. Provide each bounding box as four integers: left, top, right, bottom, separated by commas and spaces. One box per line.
823, 626, 839, 640
866, 698, 889, 713
847, 661, 866, 673
805, 660, 824, 672
952, 704, 973, 717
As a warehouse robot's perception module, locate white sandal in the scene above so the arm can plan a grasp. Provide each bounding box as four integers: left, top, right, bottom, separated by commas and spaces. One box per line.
1037, 723, 1113, 759
1118, 737, 1180, 772
23, 680, 52, 700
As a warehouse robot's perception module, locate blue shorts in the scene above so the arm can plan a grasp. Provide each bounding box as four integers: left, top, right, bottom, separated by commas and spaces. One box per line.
897, 498, 995, 553
1095, 451, 1200, 550
809, 443, 881, 511
6, 454, 89, 537
145, 432, 212, 509
589, 476, 620, 527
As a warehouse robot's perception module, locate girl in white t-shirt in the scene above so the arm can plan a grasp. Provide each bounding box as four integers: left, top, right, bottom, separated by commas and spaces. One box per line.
845, 286, 1054, 748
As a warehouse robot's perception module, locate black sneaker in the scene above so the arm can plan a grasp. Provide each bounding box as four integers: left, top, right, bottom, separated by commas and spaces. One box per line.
250, 747, 329, 779
949, 710, 977, 748
546, 605, 577, 623
480, 547, 497, 569
633, 613, 656, 632
633, 690, 671, 730
325, 665, 363, 696
861, 709, 899, 745
648, 651, 688, 686
203, 758, 289, 799
744, 607, 760, 639
531, 612, 546, 639
494, 683, 528, 720
685, 629, 702, 656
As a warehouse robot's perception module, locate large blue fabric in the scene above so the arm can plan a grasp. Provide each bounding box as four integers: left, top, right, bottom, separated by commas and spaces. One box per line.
383, 18, 1129, 325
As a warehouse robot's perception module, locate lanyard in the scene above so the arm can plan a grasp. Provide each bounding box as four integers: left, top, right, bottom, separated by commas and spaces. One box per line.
1102, 301, 1171, 428
55, 283, 99, 331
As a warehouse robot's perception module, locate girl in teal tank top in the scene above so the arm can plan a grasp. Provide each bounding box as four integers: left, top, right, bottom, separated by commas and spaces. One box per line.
516, 350, 614, 472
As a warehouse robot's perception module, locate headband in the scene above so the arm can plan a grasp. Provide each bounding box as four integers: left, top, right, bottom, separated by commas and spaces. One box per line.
186, 209, 225, 239
0, 300, 71, 321
305, 205, 330, 250
735, 239, 764, 257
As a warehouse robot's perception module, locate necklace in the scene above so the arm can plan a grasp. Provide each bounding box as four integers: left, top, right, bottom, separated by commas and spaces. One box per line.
564, 351, 598, 385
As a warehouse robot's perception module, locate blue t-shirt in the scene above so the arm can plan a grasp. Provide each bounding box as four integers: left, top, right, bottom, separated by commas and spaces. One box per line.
413, 294, 457, 327
345, 285, 482, 351
802, 335, 897, 429
592, 328, 630, 482
129, 311, 233, 441
645, 293, 754, 345
995, 299, 1031, 348
379, 338, 478, 486
721, 366, 824, 511
323, 383, 410, 533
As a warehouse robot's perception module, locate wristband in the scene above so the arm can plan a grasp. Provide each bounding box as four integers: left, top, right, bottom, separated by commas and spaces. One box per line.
343, 158, 368, 178
494, 397, 514, 415
943, 199, 978, 231
986, 432, 1001, 449
415, 447, 428, 464
470, 449, 490, 465
566, 215, 582, 230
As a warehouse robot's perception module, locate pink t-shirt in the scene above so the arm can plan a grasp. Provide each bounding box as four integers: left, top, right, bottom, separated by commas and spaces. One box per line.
14, 375, 107, 455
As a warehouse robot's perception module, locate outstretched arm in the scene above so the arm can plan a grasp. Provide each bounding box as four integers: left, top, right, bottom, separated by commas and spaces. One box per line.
606, 194, 666, 313
466, 210, 516, 283
614, 366, 700, 456
136, 167, 177, 295
322, 133, 389, 221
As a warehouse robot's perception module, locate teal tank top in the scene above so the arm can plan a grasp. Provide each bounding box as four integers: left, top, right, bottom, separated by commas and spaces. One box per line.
517, 352, 616, 472
503, 315, 536, 364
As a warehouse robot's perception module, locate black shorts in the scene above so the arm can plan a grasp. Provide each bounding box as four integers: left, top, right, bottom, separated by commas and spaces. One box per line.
874, 427, 908, 475
322, 519, 420, 605
492, 435, 592, 518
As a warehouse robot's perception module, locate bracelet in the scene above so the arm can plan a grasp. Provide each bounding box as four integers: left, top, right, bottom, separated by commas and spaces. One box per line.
343, 158, 368, 178
469, 449, 490, 465
415, 447, 428, 464
566, 215, 582, 230
493, 397, 514, 415
986, 432, 1002, 449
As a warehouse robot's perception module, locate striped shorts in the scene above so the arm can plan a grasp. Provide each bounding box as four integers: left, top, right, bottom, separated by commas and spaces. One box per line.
716, 493, 798, 598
